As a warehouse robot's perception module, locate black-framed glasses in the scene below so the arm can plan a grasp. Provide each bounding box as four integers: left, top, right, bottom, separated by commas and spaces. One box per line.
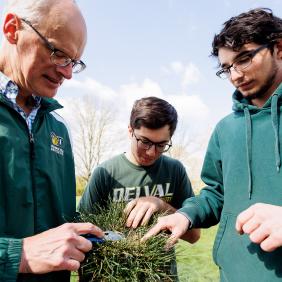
21, 18, 86, 73
216, 44, 270, 79
132, 131, 172, 153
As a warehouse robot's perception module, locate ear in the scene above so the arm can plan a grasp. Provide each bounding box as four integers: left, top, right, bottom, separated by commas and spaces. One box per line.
275, 39, 282, 60
3, 13, 21, 44
128, 125, 133, 137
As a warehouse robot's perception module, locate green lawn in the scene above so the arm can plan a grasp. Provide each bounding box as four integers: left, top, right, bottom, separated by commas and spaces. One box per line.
70, 274, 78, 282
76, 196, 81, 207
176, 226, 219, 281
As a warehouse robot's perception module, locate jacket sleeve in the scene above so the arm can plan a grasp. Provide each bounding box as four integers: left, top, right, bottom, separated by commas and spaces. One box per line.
178, 127, 224, 228
0, 238, 22, 281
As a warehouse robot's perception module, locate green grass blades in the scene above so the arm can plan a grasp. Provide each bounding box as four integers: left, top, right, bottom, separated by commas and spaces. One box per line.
78, 201, 176, 282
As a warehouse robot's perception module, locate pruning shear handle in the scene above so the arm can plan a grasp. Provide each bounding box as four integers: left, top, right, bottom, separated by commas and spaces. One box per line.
83, 230, 125, 243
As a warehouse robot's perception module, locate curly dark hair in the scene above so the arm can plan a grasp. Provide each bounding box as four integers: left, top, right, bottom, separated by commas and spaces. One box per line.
212, 8, 282, 56
130, 96, 178, 137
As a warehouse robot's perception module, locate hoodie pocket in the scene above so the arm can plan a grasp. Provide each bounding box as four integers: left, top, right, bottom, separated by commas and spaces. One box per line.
211, 213, 279, 282
212, 213, 228, 266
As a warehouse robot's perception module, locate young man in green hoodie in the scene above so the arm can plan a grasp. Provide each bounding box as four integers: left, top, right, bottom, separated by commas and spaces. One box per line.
0, 1, 103, 281
143, 8, 282, 281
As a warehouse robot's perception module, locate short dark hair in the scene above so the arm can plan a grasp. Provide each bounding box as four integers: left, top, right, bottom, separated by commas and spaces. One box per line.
212, 8, 282, 56
130, 96, 178, 136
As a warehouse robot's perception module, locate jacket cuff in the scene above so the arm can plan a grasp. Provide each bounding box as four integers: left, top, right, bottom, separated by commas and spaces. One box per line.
6, 239, 23, 281
176, 211, 194, 229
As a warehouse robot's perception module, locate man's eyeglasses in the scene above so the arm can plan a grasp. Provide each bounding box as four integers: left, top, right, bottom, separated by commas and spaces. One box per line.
21, 18, 86, 73
132, 131, 172, 153
216, 44, 270, 79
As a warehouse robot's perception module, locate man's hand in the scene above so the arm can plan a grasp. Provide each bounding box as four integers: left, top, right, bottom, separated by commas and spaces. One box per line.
141, 213, 190, 247
236, 203, 282, 252
124, 196, 175, 228
19, 222, 104, 274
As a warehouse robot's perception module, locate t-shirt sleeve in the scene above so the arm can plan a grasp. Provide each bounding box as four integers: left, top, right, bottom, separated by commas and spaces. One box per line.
78, 166, 110, 213
171, 161, 194, 209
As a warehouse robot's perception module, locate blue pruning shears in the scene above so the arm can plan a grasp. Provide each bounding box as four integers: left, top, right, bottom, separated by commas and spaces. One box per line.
83, 230, 125, 243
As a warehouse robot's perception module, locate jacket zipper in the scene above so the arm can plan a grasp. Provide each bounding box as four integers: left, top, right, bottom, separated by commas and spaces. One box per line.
29, 131, 37, 233
29, 132, 35, 156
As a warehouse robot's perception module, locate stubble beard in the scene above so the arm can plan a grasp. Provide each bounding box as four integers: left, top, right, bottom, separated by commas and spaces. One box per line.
246, 63, 278, 101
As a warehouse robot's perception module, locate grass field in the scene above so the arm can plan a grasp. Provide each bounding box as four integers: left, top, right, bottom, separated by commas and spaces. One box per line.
176, 226, 219, 281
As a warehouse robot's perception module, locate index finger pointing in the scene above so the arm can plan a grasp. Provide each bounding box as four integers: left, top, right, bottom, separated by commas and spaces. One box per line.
141, 222, 165, 242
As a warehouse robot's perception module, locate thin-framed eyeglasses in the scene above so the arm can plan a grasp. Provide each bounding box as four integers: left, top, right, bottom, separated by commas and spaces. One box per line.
216, 44, 270, 79
21, 18, 86, 73
132, 131, 172, 153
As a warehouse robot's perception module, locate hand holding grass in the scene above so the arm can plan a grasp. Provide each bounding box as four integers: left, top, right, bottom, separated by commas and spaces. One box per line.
142, 213, 190, 247
124, 196, 176, 228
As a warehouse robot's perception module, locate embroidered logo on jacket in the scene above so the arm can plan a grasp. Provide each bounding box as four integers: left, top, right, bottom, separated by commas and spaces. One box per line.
50, 132, 64, 156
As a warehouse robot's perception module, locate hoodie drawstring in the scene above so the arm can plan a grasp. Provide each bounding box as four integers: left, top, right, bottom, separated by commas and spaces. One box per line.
271, 94, 281, 172
243, 107, 253, 199
243, 94, 281, 199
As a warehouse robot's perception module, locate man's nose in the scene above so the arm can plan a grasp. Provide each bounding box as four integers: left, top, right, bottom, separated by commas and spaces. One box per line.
56, 63, 73, 80
229, 67, 244, 82
146, 145, 157, 157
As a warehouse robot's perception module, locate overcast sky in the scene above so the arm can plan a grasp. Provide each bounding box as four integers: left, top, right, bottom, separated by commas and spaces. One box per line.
1, 0, 282, 139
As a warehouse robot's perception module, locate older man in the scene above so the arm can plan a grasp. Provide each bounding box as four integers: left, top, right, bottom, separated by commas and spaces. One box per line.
0, 1, 103, 281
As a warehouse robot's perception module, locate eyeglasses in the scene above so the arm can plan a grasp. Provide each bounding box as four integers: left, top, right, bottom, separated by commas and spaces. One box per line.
132, 131, 172, 153
216, 44, 270, 79
21, 18, 86, 73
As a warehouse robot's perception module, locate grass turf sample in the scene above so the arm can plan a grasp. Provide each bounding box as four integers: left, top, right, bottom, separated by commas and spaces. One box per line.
78, 201, 176, 282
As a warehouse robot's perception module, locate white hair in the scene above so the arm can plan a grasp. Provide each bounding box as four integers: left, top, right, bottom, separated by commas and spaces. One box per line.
1, 0, 76, 25
2, 0, 50, 25
0, 0, 77, 43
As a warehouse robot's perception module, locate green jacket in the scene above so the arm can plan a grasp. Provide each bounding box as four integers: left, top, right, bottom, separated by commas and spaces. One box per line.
0, 95, 76, 282
179, 83, 282, 281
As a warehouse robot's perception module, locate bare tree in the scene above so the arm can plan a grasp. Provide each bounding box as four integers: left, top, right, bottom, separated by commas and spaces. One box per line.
167, 126, 212, 192
72, 95, 113, 183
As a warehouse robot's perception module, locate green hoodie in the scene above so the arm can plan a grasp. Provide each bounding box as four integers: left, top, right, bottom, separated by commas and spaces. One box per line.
0, 95, 76, 282
179, 83, 282, 282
